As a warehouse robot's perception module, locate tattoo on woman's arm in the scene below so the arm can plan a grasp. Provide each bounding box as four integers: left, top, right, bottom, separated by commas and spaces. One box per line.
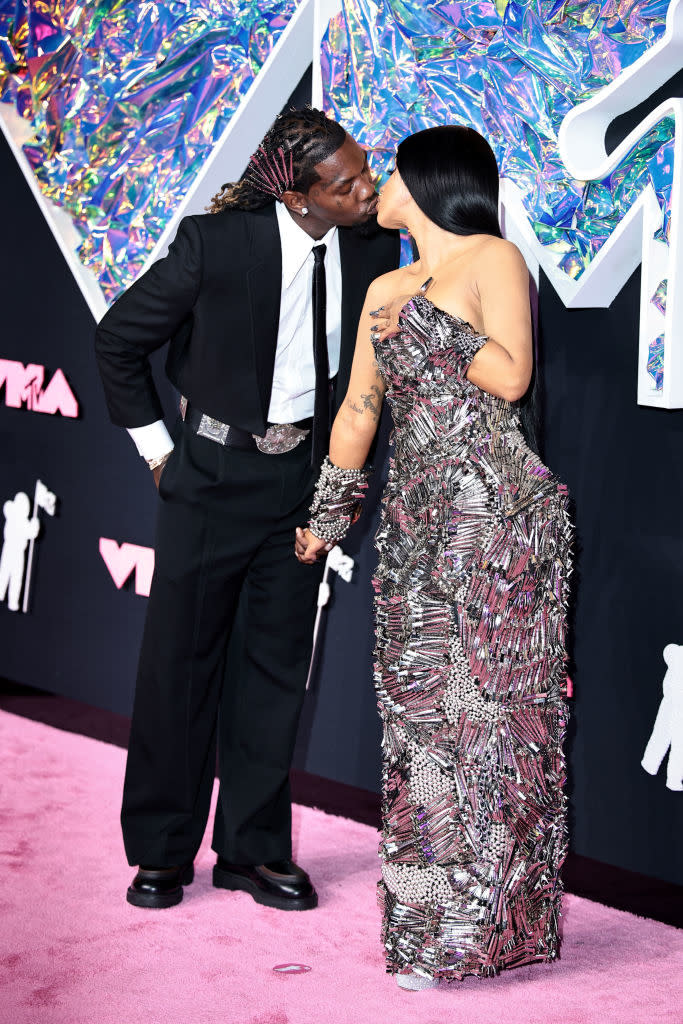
346, 384, 382, 421
344, 382, 382, 421
362, 385, 382, 418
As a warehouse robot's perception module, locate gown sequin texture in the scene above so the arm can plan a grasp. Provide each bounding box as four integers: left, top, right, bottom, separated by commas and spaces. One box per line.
371, 295, 572, 981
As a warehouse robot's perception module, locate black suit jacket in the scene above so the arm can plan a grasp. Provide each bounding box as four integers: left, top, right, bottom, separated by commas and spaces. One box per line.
95, 204, 400, 435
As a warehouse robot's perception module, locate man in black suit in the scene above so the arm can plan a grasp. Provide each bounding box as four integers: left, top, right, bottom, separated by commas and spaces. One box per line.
95, 108, 399, 910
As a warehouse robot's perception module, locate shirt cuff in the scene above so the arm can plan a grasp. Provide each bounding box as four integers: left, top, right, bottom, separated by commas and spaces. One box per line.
127, 420, 174, 461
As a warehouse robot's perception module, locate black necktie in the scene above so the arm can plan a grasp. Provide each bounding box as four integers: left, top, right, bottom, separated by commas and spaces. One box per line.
311, 244, 329, 467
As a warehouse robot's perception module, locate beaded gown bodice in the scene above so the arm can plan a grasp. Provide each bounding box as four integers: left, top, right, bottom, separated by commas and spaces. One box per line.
369, 293, 572, 981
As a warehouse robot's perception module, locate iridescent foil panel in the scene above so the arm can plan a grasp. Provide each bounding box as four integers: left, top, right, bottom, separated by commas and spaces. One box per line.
651, 278, 668, 315
321, 1, 672, 280
0, 1, 300, 303
648, 333, 664, 389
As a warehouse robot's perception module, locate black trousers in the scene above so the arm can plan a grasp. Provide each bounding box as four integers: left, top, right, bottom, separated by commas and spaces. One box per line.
121, 418, 323, 867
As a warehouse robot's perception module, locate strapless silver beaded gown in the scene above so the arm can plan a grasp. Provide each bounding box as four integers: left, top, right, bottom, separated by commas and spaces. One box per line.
372, 295, 572, 981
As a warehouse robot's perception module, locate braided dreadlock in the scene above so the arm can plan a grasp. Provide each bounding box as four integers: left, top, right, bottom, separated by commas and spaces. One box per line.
209, 107, 346, 213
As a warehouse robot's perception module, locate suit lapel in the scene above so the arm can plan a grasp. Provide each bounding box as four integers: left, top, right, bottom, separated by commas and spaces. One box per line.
246, 205, 282, 427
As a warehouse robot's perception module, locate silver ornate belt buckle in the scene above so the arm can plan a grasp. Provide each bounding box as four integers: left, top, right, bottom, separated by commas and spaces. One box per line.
254, 423, 310, 454
197, 413, 230, 445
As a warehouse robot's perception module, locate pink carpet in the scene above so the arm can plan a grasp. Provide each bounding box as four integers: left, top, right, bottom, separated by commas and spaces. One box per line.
1, 711, 681, 1024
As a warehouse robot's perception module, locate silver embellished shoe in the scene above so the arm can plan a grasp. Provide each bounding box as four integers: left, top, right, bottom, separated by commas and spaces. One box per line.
396, 972, 440, 991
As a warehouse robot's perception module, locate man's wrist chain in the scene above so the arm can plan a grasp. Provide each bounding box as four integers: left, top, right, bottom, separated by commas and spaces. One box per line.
146, 451, 172, 473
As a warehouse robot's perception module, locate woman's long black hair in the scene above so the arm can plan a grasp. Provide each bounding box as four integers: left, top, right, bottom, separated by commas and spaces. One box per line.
396, 125, 541, 455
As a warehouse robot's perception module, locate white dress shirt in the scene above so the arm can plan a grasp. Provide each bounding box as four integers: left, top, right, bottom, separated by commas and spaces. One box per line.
127, 202, 342, 461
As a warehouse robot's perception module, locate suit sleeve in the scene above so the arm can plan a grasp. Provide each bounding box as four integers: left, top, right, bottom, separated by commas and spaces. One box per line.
94, 216, 202, 428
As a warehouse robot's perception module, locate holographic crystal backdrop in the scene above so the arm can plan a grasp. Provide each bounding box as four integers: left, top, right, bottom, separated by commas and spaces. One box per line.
321, 0, 673, 389
0, 0, 676, 391
0, 0, 300, 303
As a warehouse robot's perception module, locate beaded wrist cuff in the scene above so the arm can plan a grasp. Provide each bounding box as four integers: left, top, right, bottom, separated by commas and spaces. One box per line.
308, 456, 370, 544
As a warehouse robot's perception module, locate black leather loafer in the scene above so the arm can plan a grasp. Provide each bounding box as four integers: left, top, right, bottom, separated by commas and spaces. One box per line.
213, 858, 318, 911
126, 863, 194, 909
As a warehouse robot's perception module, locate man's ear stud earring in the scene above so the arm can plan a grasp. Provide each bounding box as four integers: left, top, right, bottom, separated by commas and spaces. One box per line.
301, 207, 308, 217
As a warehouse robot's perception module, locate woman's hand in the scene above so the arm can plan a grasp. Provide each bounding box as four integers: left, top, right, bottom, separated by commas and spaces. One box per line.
295, 527, 333, 564
369, 292, 417, 343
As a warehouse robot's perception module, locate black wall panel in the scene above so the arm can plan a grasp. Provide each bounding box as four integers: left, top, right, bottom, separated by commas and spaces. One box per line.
539, 266, 683, 884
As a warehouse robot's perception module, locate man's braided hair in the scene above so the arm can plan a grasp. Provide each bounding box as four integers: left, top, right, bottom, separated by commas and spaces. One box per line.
209, 107, 346, 213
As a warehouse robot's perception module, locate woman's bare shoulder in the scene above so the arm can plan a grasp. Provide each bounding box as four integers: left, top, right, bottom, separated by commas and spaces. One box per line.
366, 266, 417, 306
474, 236, 528, 276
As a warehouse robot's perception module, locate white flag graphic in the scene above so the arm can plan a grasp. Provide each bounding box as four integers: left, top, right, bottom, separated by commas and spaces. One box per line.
35, 480, 56, 516
21, 478, 58, 613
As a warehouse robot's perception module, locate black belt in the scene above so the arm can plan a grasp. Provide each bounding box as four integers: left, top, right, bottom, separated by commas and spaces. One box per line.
185, 403, 313, 451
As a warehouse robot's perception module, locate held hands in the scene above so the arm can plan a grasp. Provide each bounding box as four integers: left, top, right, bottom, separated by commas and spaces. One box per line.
297, 452, 371, 565
295, 526, 333, 565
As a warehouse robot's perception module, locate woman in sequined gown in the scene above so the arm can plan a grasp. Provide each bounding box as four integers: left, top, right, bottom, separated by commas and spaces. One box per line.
297, 126, 572, 990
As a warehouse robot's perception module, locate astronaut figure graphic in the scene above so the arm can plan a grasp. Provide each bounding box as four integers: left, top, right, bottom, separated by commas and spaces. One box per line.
642, 644, 683, 792
0, 492, 40, 612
